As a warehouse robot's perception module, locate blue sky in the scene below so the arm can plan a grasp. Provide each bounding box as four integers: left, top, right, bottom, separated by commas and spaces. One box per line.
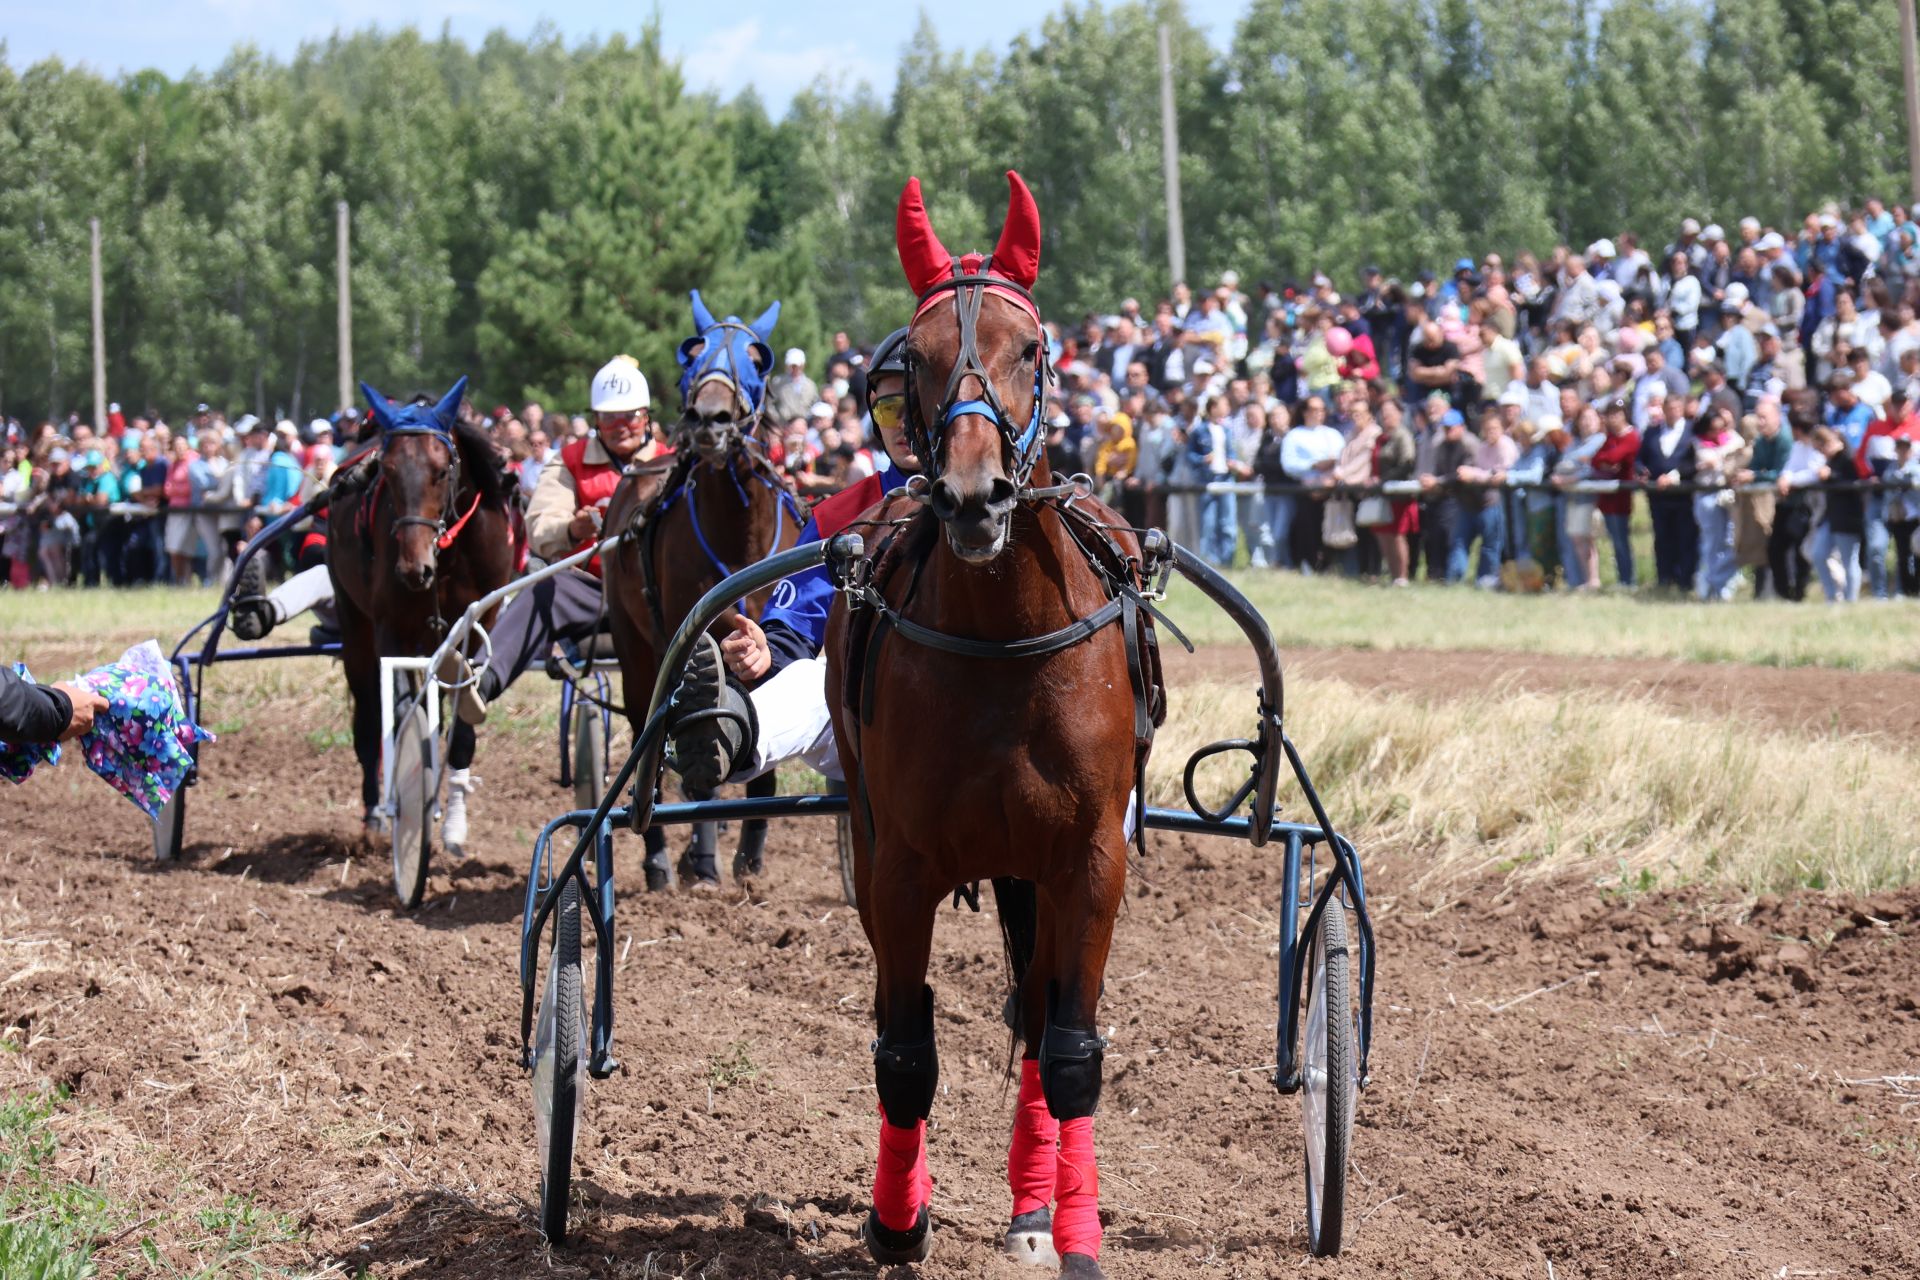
8, 2, 1245, 109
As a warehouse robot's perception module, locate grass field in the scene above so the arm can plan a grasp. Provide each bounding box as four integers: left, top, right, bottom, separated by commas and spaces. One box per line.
5, 568, 1918, 675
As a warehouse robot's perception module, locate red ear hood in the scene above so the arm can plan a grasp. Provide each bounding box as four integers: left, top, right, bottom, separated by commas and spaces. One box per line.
895, 176, 954, 296
991, 170, 1041, 289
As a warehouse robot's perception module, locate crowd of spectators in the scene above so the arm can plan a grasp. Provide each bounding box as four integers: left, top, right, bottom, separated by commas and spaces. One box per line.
10, 203, 1920, 603
1036, 200, 1920, 602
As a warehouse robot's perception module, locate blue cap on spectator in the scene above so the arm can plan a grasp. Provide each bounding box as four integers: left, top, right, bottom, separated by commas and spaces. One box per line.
1440, 410, 1465, 428
1454, 257, 1474, 273
81, 450, 103, 469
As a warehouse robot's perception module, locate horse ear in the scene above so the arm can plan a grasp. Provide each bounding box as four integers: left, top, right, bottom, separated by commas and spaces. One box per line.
359, 381, 395, 430
991, 170, 1042, 289
749, 300, 780, 344
896, 176, 953, 296
433, 376, 469, 429
748, 342, 773, 375
690, 289, 717, 335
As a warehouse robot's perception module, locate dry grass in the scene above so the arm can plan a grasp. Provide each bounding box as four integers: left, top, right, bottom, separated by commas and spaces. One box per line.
1155, 675, 1920, 902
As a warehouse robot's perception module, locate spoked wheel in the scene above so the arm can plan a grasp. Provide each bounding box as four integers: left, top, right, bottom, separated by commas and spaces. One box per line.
836, 815, 858, 908
1301, 902, 1357, 1256
532, 879, 586, 1244
573, 705, 608, 812
390, 685, 435, 909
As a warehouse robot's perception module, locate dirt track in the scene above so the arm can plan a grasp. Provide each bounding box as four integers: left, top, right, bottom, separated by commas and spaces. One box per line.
4, 651, 1918, 1278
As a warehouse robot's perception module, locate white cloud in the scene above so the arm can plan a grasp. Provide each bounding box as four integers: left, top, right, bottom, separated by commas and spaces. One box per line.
679, 17, 889, 108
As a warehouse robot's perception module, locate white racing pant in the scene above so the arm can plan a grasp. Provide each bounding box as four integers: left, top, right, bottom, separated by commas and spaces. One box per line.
266, 564, 336, 625
731, 655, 1139, 839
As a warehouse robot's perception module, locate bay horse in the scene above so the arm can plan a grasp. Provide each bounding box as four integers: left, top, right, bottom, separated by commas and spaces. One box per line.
328, 378, 519, 834
603, 293, 806, 889
825, 173, 1159, 1277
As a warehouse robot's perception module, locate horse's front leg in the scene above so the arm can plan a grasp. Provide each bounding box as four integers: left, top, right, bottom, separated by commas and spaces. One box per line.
862, 858, 941, 1265
1039, 834, 1128, 1278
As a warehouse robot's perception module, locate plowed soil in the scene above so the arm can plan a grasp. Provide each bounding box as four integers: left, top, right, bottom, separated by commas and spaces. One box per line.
3, 648, 1917, 1278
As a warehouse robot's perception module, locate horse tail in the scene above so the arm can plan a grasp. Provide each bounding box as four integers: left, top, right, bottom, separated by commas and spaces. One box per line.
991, 875, 1038, 1075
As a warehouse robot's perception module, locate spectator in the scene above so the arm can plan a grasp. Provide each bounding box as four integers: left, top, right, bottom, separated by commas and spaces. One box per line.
1665, 254, 1701, 349
1809, 426, 1865, 602
1366, 397, 1418, 585
1250, 402, 1292, 569
1885, 433, 1920, 596
1448, 408, 1517, 585
767, 349, 818, 423
1735, 403, 1787, 596
1406, 321, 1461, 406
1590, 396, 1641, 586
1281, 396, 1342, 573
1639, 394, 1698, 589
1771, 403, 1825, 600
1092, 410, 1136, 506
1692, 407, 1747, 601
1331, 399, 1381, 575
1187, 394, 1237, 567
1553, 407, 1607, 590
162, 433, 205, 584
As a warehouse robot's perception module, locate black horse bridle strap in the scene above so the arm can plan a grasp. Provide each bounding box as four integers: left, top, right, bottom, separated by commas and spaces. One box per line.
859, 591, 1125, 660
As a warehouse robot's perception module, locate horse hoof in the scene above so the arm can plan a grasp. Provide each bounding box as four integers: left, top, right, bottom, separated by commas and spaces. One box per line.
643, 863, 672, 893
1003, 1208, 1058, 1267
677, 853, 720, 889
731, 851, 764, 880
684, 875, 722, 894
362, 809, 385, 836
862, 1207, 932, 1265
1060, 1253, 1106, 1278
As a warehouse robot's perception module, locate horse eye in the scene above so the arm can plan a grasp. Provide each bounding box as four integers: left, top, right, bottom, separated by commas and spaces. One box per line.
1021, 342, 1040, 364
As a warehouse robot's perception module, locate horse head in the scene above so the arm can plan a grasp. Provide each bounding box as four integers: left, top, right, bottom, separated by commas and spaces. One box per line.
896, 171, 1047, 563
676, 292, 780, 463
361, 376, 466, 593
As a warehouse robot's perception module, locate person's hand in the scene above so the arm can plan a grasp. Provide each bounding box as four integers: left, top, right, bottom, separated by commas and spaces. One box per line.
720, 615, 771, 682
1313, 458, 1336, 471
1776, 474, 1793, 495
1657, 472, 1677, 488
1817, 465, 1832, 482
1734, 469, 1755, 484
52, 682, 107, 741
567, 506, 601, 543
1419, 474, 1438, 491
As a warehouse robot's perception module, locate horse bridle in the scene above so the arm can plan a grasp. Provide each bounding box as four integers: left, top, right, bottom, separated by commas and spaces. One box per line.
904, 268, 1051, 488
679, 318, 769, 452
381, 418, 466, 546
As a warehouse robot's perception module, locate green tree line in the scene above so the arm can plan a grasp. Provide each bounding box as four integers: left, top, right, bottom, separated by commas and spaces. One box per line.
0, 0, 1905, 425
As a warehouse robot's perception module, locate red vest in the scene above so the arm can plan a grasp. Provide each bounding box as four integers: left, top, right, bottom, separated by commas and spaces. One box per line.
810, 473, 885, 539
562, 437, 624, 576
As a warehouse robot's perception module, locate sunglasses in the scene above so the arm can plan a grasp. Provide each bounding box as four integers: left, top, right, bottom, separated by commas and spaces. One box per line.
871, 393, 906, 430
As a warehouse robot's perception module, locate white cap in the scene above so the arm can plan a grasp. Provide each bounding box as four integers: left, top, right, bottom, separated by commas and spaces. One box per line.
1219, 269, 1241, 287
1536, 413, 1566, 434
1497, 382, 1529, 408
1723, 282, 1750, 309
783, 347, 806, 367
1702, 223, 1725, 242
234, 413, 263, 435
309, 417, 333, 435
1756, 231, 1786, 252
1739, 216, 1761, 232
590, 355, 650, 413
1680, 217, 1701, 236
1588, 238, 1617, 259
108, 401, 120, 413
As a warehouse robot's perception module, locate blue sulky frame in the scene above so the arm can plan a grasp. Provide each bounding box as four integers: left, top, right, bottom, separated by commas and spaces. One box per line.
516, 534, 1377, 1098
157, 500, 341, 859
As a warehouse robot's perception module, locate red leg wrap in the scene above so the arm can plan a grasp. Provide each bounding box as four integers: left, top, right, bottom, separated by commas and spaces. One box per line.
872, 1112, 931, 1233
1007, 1058, 1059, 1216
1053, 1116, 1101, 1259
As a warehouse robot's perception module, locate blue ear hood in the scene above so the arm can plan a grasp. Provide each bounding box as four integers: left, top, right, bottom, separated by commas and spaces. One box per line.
362, 376, 468, 436
677, 291, 779, 411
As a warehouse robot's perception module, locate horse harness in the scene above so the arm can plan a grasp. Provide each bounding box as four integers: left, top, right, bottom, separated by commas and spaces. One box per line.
355, 421, 505, 637
834, 492, 1189, 864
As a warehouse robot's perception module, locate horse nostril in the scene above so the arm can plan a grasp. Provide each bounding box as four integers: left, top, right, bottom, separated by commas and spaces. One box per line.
929, 478, 961, 521
987, 477, 1016, 510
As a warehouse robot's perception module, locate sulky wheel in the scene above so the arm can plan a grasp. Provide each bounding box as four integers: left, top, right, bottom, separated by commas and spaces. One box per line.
151, 777, 188, 863
1301, 901, 1357, 1256
389, 686, 435, 909
532, 878, 586, 1244
835, 814, 858, 908
573, 703, 609, 812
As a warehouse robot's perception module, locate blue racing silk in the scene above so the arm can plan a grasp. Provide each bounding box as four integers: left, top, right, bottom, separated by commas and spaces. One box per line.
759, 457, 907, 678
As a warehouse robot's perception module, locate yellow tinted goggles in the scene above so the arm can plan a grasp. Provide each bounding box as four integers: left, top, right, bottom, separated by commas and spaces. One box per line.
870, 394, 906, 430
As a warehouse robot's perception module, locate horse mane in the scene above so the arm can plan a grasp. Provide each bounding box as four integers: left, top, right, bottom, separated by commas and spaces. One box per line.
451, 418, 515, 504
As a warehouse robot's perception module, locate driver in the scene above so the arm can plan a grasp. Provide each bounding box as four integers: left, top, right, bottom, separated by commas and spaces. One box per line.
669, 327, 913, 790
439, 355, 670, 853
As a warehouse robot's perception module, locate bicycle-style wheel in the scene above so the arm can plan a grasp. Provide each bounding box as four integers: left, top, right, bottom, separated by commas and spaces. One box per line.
1301, 902, 1356, 1256
573, 705, 608, 812
532, 879, 585, 1243
390, 688, 434, 909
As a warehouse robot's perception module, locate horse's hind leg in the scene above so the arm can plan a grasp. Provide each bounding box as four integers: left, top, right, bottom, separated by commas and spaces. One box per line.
679, 810, 721, 889
337, 603, 382, 831
862, 863, 941, 1265
732, 772, 775, 879
1037, 841, 1128, 1278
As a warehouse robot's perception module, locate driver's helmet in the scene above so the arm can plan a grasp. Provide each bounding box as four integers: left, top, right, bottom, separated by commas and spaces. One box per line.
591, 356, 650, 414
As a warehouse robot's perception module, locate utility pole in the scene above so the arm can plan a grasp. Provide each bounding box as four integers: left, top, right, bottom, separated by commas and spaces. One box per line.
1158, 23, 1187, 290
336, 200, 353, 414
1903, 0, 1920, 206
90, 217, 105, 435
